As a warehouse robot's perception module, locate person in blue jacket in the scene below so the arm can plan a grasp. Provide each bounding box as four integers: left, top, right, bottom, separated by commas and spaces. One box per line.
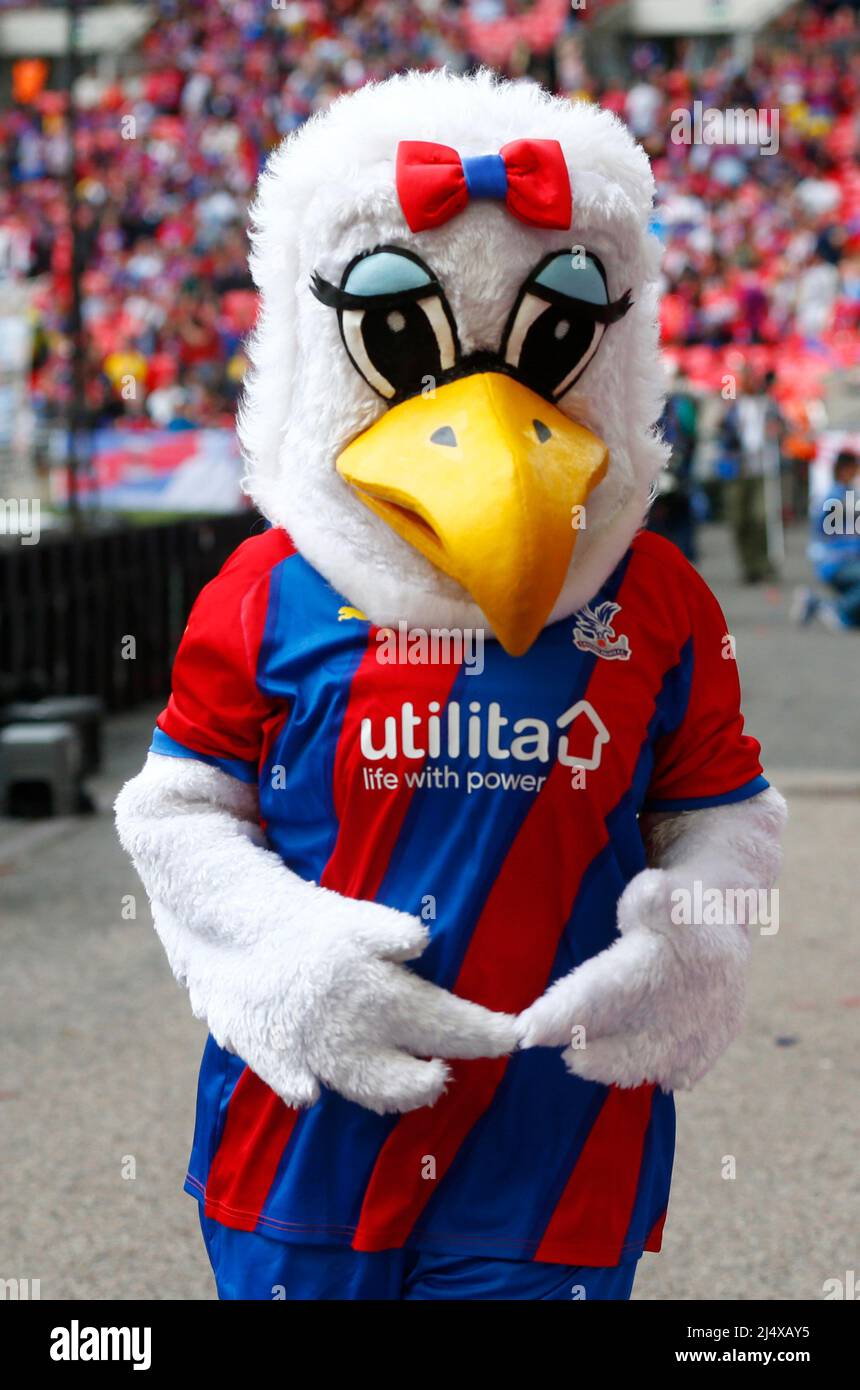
795, 450, 860, 630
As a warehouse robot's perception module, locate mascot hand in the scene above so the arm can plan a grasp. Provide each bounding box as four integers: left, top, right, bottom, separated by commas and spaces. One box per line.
515, 789, 786, 1091
193, 896, 517, 1115
117, 753, 516, 1116
514, 867, 750, 1091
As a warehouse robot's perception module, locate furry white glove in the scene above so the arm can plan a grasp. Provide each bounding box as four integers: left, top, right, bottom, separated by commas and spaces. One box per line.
116, 753, 517, 1114
516, 787, 787, 1091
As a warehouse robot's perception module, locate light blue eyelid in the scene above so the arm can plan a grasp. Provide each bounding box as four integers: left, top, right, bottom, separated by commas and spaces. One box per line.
534, 254, 608, 306
343, 251, 432, 297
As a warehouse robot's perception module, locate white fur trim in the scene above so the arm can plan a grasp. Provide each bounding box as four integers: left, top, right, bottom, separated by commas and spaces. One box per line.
115, 753, 517, 1113
516, 788, 788, 1091
238, 68, 669, 632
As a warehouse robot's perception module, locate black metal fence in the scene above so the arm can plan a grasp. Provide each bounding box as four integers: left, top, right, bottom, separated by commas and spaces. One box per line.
0, 513, 263, 711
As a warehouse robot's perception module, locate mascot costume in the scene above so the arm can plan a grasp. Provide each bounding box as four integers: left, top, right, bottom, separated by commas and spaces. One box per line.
116, 71, 786, 1302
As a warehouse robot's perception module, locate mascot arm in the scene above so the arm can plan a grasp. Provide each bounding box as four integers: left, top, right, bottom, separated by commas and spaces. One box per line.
516, 786, 787, 1090
116, 752, 516, 1115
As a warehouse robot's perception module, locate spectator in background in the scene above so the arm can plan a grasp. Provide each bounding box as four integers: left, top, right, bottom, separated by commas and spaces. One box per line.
625, 74, 663, 139
794, 449, 860, 630
719, 365, 785, 583
648, 377, 700, 560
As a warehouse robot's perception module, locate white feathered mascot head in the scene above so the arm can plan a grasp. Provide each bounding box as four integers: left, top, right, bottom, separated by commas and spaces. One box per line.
239, 68, 668, 655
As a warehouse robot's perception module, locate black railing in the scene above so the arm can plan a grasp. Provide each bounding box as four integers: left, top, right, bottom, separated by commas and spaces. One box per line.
0, 513, 264, 711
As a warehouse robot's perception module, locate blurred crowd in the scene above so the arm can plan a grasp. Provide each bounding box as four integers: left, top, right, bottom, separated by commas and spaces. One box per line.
1, 0, 479, 433
612, 5, 860, 407
0, 0, 858, 440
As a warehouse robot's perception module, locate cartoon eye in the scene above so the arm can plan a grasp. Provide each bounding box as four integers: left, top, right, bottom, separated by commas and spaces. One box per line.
501, 252, 632, 401
311, 247, 459, 400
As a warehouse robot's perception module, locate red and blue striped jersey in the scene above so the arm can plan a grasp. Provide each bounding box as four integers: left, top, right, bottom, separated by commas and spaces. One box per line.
153, 526, 767, 1266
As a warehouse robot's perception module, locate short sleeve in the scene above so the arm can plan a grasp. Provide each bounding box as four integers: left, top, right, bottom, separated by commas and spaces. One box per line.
152, 530, 292, 783
643, 564, 768, 812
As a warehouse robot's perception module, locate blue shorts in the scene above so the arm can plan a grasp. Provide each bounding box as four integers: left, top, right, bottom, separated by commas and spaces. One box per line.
199, 1209, 639, 1301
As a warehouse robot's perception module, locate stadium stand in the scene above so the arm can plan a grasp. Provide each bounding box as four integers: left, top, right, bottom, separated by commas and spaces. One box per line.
0, 0, 858, 442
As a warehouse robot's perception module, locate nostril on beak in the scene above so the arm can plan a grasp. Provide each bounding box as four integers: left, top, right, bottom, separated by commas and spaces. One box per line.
430, 426, 457, 448
533, 419, 552, 443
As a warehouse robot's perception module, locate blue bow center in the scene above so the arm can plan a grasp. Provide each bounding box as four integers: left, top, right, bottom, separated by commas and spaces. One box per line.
462, 153, 508, 202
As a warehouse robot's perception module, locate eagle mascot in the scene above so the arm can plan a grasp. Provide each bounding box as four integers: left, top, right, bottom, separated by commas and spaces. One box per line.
116, 70, 786, 1302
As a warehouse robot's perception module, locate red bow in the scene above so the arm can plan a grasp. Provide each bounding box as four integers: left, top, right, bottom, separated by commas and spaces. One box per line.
396, 139, 572, 234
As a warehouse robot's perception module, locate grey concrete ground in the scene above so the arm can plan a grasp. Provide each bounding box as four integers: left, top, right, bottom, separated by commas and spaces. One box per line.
1, 522, 858, 1301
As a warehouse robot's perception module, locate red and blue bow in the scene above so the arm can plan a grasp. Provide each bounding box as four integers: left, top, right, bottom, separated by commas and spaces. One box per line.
395, 139, 572, 233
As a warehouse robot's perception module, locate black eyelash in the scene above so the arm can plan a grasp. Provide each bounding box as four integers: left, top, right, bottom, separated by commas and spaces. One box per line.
529, 284, 634, 325
310, 271, 441, 313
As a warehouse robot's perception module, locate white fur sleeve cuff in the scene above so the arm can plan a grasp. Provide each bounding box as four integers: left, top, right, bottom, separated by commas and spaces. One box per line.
116, 753, 516, 1114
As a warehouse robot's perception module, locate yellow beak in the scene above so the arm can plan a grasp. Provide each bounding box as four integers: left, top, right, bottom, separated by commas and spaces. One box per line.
336, 372, 608, 655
